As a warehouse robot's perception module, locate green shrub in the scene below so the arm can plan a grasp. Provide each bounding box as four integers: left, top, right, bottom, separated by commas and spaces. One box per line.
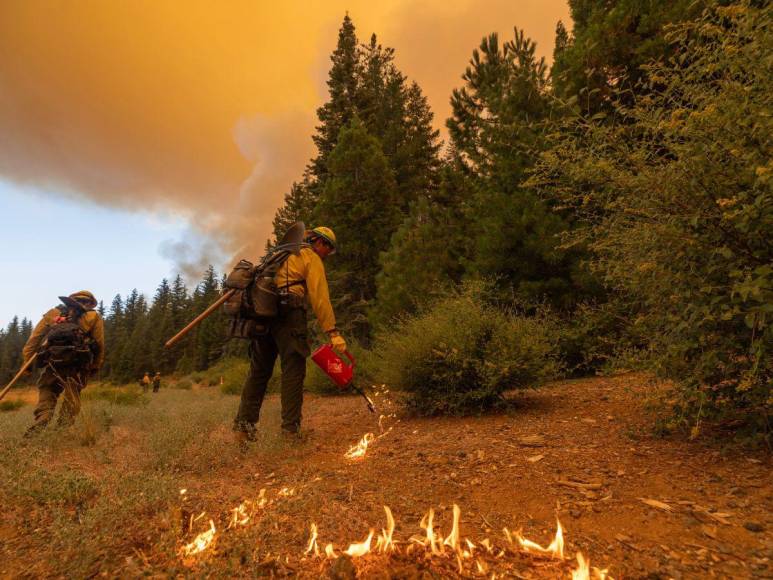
82, 385, 146, 406
0, 400, 26, 412
172, 379, 193, 390
530, 3, 772, 435
374, 282, 560, 415
207, 357, 249, 395
557, 300, 647, 376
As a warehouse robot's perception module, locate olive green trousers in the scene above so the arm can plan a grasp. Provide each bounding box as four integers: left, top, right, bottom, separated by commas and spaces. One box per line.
26, 366, 87, 435
234, 306, 310, 434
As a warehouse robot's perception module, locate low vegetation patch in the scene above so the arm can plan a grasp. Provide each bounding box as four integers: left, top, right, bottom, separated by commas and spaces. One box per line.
0, 399, 26, 412
81, 385, 147, 406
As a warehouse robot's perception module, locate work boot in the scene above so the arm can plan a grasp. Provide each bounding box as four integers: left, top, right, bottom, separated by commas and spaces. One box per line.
281, 427, 312, 444
233, 422, 257, 448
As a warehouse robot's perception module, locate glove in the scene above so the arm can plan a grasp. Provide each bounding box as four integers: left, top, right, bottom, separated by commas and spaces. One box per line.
330, 332, 347, 354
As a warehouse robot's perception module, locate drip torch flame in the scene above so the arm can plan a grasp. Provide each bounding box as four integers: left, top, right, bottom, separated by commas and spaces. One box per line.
344, 433, 375, 460
344, 530, 374, 557
305, 523, 320, 557
510, 518, 565, 559
181, 520, 216, 556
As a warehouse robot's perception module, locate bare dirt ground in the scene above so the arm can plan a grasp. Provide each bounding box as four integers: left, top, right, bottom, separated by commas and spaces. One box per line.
0, 374, 770, 578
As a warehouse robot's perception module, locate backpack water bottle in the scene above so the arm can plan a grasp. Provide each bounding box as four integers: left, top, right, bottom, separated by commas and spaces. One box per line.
311, 344, 354, 389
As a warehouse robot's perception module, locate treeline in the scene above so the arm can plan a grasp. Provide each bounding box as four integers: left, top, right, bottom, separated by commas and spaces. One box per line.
0, 317, 33, 384
0, 268, 241, 385
99, 268, 240, 383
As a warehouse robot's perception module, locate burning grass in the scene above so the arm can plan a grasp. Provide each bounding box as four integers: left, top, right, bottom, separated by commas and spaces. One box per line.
175, 487, 611, 579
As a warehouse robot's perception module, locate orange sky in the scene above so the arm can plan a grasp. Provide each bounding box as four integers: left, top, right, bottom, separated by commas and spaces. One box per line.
0, 0, 569, 262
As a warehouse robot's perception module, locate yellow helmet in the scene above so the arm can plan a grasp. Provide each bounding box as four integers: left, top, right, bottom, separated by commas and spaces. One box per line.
310, 226, 337, 253
66, 290, 97, 309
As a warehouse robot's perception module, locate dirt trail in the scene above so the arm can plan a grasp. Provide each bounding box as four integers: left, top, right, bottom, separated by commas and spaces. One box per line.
176, 374, 771, 578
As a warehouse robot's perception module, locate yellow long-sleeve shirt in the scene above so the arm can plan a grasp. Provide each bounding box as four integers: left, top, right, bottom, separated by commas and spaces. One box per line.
23, 308, 106, 369
274, 247, 337, 333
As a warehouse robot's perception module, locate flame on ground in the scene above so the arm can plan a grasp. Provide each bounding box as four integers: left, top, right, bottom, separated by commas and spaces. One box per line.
375, 505, 396, 553
505, 518, 565, 559
305, 523, 320, 557
180, 519, 216, 557
344, 432, 375, 460
571, 552, 609, 580
442, 504, 461, 552
344, 530, 374, 557
304, 506, 612, 578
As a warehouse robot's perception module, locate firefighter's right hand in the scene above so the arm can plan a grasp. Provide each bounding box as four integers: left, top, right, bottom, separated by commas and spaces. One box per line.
330, 333, 347, 354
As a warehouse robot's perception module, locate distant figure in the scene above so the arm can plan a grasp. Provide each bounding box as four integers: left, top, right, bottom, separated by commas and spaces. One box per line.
22, 291, 104, 435
152, 372, 161, 393
142, 372, 151, 393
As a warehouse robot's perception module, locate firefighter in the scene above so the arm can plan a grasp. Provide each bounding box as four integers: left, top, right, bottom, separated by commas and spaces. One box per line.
142, 372, 151, 392
152, 372, 161, 393
22, 291, 105, 435
233, 226, 346, 441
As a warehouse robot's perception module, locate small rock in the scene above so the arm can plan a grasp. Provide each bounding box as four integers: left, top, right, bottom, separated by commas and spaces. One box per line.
744, 522, 765, 533
569, 509, 582, 519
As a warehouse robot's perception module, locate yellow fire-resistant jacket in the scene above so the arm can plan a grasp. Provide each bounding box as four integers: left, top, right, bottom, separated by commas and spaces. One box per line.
23, 308, 106, 369
274, 247, 337, 333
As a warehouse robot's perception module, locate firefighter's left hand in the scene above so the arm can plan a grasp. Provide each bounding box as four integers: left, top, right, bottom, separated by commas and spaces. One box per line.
330, 333, 347, 354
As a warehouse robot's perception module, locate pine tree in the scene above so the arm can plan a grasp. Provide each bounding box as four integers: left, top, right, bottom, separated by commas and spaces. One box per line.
190, 266, 225, 370
372, 162, 471, 327
271, 174, 316, 242
314, 116, 401, 337
312, 14, 359, 185
448, 29, 591, 308
275, 15, 441, 237
553, 21, 569, 65
551, 0, 704, 114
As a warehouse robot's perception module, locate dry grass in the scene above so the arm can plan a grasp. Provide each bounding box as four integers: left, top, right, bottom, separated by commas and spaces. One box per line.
0, 378, 769, 578
0, 386, 264, 577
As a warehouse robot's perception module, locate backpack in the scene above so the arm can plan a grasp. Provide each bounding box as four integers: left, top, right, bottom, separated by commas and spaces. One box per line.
223, 246, 307, 339
39, 306, 93, 368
